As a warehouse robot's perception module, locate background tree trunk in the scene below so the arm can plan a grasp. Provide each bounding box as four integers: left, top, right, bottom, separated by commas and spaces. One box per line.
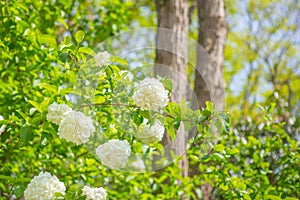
194, 0, 227, 112
155, 0, 189, 177
193, 0, 227, 199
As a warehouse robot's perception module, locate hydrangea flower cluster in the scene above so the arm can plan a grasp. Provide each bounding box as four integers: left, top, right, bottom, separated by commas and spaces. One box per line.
136, 120, 165, 144
46, 102, 72, 125
95, 51, 111, 66
24, 172, 66, 200
82, 185, 107, 200
47, 103, 95, 145
58, 110, 95, 145
132, 78, 169, 111
95, 139, 131, 169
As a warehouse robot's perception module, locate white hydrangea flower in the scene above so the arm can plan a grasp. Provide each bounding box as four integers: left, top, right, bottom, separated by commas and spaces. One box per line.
46, 102, 72, 125
95, 139, 131, 169
132, 78, 169, 111
82, 186, 107, 200
136, 121, 165, 144
0, 115, 6, 135
24, 171, 66, 200
58, 111, 95, 145
95, 51, 110, 66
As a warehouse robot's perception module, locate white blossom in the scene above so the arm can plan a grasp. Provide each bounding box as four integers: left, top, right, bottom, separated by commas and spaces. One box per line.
46, 102, 72, 125
95, 51, 110, 66
0, 115, 6, 135
29, 108, 37, 116
82, 186, 107, 200
24, 171, 66, 200
95, 139, 131, 169
58, 111, 95, 145
132, 78, 169, 111
136, 121, 164, 144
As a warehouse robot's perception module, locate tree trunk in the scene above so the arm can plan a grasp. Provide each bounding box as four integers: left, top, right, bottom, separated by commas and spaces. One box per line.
194, 0, 227, 112
155, 0, 189, 177
193, 0, 227, 199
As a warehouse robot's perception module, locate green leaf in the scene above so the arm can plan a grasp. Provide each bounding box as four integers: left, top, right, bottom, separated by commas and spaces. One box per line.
57, 18, 69, 29
60, 52, 71, 62
197, 124, 203, 133
63, 35, 71, 44
78, 46, 96, 56
93, 95, 106, 104
75, 30, 85, 43
37, 34, 57, 48
161, 78, 173, 93
285, 197, 299, 200
139, 110, 150, 119
16, 110, 29, 121
28, 100, 43, 113
111, 56, 128, 66
214, 144, 225, 152
265, 195, 281, 200
227, 148, 239, 155
20, 126, 33, 144
205, 101, 214, 113
219, 183, 228, 191
166, 124, 176, 141
14, 184, 25, 198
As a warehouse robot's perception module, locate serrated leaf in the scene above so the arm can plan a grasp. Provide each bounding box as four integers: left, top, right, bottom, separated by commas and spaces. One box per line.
75, 30, 85, 43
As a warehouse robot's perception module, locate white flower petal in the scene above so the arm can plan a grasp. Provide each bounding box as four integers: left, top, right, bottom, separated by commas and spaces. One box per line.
24, 172, 66, 200
46, 102, 72, 125
58, 111, 95, 145
132, 78, 169, 111
95, 139, 131, 169
95, 51, 111, 67
82, 185, 107, 200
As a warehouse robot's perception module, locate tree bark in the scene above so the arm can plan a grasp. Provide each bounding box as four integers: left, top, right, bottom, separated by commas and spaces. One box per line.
194, 0, 227, 112
193, 0, 227, 200
155, 0, 189, 177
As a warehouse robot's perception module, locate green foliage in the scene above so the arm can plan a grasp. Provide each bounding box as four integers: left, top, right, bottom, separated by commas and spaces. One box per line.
0, 0, 299, 199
